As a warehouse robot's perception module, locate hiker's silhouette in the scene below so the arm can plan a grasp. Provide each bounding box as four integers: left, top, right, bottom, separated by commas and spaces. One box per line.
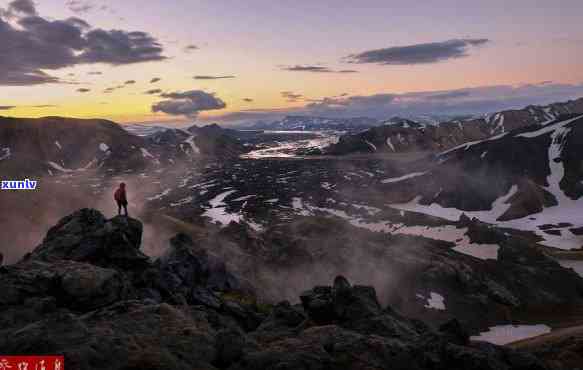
114, 183, 128, 216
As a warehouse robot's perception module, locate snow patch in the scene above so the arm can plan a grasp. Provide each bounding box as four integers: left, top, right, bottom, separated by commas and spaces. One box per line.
147, 188, 171, 201
292, 197, 314, 216
202, 190, 244, 227
471, 325, 551, 345
321, 182, 334, 190
424, 292, 446, 310
170, 196, 194, 207
386, 137, 395, 152
558, 260, 583, 277
381, 172, 427, 184
364, 140, 377, 152
47, 161, 73, 173
184, 136, 201, 155
232, 195, 256, 202
0, 147, 11, 161
140, 147, 154, 158
517, 115, 582, 138
299, 202, 499, 260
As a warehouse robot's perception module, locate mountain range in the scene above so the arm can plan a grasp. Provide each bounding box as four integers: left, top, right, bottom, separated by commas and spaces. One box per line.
324, 97, 583, 154
0, 117, 247, 178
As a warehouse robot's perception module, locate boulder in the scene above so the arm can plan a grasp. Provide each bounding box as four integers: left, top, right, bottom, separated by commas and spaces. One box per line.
300, 275, 387, 325
157, 233, 250, 303
0, 259, 129, 311
28, 209, 148, 270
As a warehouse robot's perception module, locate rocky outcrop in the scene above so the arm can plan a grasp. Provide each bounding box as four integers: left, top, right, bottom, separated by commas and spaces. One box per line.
3, 209, 251, 310
28, 209, 148, 269
235, 276, 547, 370
188, 215, 583, 336
0, 208, 580, 369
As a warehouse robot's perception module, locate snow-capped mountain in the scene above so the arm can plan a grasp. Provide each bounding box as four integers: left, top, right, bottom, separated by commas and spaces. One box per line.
382, 113, 583, 250
0, 118, 248, 178
325, 97, 583, 155
245, 115, 379, 131
146, 123, 248, 160
0, 116, 158, 177
122, 123, 176, 136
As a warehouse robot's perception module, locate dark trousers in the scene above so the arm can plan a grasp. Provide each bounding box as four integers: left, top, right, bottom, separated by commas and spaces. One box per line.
117, 200, 128, 216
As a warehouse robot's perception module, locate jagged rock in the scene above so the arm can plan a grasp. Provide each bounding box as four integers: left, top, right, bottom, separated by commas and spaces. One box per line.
499, 179, 558, 221
0, 210, 574, 369
0, 259, 129, 311
458, 213, 472, 226
0, 301, 218, 370
300, 275, 387, 325
0, 261, 554, 370
231, 279, 548, 370
28, 209, 148, 270
461, 217, 507, 244
439, 318, 470, 345
157, 233, 251, 307
257, 301, 306, 333
214, 328, 245, 368
221, 297, 265, 332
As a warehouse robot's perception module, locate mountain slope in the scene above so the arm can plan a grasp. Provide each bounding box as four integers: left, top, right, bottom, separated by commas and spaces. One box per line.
246, 115, 379, 131
0, 118, 250, 178
0, 116, 153, 177
325, 97, 583, 155
144, 123, 248, 160
385, 114, 583, 249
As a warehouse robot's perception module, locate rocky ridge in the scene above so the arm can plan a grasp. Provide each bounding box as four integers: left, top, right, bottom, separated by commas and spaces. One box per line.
1, 209, 581, 369
325, 97, 583, 155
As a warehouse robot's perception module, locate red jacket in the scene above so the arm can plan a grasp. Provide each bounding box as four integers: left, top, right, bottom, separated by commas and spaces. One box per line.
114, 187, 127, 203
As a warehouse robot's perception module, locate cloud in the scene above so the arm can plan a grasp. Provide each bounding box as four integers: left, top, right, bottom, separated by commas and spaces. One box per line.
281, 91, 304, 102
193, 75, 235, 80
184, 44, 199, 52
0, 105, 16, 110
204, 108, 297, 124
209, 82, 583, 124
144, 88, 162, 95
66, 0, 93, 14
87, 71, 102, 75
345, 38, 490, 65
242, 98, 254, 102
302, 82, 583, 118
280, 65, 359, 73
424, 90, 471, 100
150, 77, 161, 83
0, 2, 166, 86
31, 104, 58, 108
76, 88, 91, 93
3, 0, 37, 17
124, 80, 136, 84
103, 85, 124, 93
152, 90, 226, 117
78, 30, 166, 65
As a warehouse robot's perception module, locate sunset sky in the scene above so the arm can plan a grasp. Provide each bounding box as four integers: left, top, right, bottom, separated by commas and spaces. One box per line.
1, 0, 583, 125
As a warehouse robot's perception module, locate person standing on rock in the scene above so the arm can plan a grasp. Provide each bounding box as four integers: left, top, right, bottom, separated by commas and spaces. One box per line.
114, 182, 129, 216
